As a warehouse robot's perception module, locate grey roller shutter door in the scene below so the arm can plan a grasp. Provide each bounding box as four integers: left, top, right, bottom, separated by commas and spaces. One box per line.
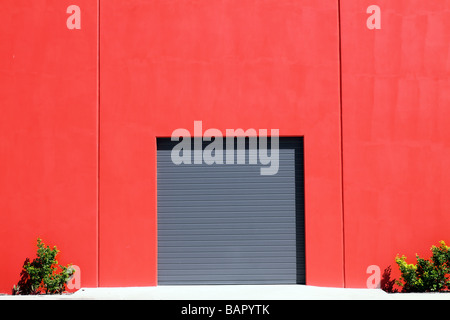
157, 137, 305, 285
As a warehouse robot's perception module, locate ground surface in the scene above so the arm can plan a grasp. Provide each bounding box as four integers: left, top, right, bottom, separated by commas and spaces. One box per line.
1, 285, 450, 300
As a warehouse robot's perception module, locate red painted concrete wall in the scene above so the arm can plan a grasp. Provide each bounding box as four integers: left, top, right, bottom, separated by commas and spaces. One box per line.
2, 0, 449, 293
99, 0, 344, 287
341, 0, 450, 287
0, 0, 98, 293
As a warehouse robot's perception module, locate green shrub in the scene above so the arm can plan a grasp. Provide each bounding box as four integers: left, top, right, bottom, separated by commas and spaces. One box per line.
12, 238, 74, 295
395, 241, 450, 292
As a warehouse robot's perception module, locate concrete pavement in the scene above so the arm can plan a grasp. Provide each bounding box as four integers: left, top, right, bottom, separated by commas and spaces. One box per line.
2, 285, 450, 300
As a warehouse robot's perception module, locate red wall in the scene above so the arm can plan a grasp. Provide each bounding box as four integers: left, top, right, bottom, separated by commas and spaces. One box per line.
2, 0, 449, 293
341, 0, 450, 287
0, 0, 98, 292
99, 0, 344, 287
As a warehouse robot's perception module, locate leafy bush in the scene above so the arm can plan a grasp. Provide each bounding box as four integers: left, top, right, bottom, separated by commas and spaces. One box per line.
380, 265, 398, 293
12, 238, 74, 295
395, 241, 450, 292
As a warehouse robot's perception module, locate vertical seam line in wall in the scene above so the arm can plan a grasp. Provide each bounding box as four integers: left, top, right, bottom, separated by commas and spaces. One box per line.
97, 0, 101, 288
337, 0, 346, 288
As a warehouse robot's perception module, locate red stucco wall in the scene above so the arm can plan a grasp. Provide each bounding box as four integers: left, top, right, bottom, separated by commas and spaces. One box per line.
341, 0, 450, 288
1, 0, 449, 293
0, 0, 98, 292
